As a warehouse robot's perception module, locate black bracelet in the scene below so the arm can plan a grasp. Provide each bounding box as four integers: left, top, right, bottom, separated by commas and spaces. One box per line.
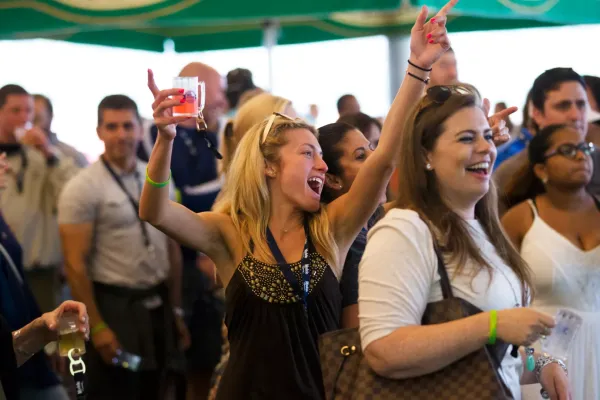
407, 59, 432, 72
407, 71, 430, 85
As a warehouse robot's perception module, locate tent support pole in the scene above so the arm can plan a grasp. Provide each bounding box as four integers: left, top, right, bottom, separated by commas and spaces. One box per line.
263, 20, 279, 92
387, 33, 410, 105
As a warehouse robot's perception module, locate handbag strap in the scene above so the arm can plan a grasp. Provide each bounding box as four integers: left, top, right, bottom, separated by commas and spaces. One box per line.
433, 241, 454, 300
419, 215, 454, 299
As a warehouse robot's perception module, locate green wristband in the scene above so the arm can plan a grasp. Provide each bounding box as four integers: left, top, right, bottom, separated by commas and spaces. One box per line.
488, 310, 497, 345
145, 167, 171, 188
91, 322, 108, 336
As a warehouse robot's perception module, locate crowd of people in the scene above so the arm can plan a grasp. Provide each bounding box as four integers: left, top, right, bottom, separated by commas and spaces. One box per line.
1, 0, 600, 399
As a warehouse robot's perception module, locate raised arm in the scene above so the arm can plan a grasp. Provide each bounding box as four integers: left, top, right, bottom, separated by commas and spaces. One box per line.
326, 1, 457, 249
139, 70, 231, 264
359, 214, 555, 379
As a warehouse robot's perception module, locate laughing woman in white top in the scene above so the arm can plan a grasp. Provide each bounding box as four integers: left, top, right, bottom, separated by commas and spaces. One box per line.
358, 25, 571, 399
502, 124, 600, 400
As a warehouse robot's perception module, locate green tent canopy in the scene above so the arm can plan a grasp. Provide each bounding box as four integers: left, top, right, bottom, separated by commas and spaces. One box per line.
415, 0, 600, 25
0, 0, 595, 52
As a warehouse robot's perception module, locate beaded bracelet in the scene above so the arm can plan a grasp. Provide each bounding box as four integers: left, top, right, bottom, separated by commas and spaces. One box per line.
535, 353, 568, 383
535, 352, 568, 399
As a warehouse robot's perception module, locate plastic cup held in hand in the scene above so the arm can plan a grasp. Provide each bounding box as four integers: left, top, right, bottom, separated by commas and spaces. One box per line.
14, 122, 32, 142
58, 312, 86, 357
173, 77, 199, 117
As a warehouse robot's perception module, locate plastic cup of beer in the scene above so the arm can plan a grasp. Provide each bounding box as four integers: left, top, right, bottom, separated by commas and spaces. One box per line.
173, 76, 199, 117
58, 312, 86, 357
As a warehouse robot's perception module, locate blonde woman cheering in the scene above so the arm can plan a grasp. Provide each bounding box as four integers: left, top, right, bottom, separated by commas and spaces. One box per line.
140, 3, 454, 397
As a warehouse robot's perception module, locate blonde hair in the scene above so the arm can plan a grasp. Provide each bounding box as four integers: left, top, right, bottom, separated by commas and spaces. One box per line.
213, 115, 339, 269
220, 92, 290, 175
394, 86, 533, 304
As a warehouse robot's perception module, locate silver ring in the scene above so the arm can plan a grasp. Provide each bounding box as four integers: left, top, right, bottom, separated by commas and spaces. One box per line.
543, 327, 552, 336
541, 389, 550, 399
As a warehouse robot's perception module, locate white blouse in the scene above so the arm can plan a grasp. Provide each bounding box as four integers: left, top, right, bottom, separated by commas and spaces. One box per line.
359, 209, 523, 399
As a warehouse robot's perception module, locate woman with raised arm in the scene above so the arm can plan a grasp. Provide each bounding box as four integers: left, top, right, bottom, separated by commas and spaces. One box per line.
209, 92, 295, 399
319, 95, 513, 329
358, 4, 571, 399
140, 3, 454, 397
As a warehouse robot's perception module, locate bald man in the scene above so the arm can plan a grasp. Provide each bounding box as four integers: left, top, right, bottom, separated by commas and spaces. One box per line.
178, 62, 228, 133
143, 62, 228, 399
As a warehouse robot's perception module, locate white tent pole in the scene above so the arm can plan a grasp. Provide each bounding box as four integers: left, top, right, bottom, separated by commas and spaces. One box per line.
262, 20, 279, 92
387, 33, 410, 105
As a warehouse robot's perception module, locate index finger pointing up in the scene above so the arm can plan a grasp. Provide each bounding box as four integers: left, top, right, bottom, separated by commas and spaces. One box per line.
437, 0, 458, 17
148, 69, 160, 98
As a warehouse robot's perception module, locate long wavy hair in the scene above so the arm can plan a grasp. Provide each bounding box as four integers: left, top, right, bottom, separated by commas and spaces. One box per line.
394, 87, 533, 304
220, 92, 291, 175
213, 115, 339, 268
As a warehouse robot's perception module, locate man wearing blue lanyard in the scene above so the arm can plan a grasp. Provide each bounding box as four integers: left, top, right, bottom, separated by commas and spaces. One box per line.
58, 95, 189, 400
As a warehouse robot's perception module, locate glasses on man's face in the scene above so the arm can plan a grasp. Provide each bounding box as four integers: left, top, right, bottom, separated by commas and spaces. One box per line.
544, 142, 595, 161
261, 112, 295, 143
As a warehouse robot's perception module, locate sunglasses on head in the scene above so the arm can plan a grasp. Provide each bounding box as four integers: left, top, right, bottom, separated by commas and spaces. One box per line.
261, 112, 295, 143
415, 86, 477, 123
425, 85, 474, 104
544, 142, 595, 161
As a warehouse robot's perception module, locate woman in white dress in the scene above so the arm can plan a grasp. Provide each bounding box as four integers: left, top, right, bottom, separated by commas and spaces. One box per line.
503, 124, 600, 399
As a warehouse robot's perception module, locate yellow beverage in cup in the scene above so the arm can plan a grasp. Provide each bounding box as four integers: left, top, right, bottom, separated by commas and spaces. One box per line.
58, 330, 86, 357
58, 312, 86, 357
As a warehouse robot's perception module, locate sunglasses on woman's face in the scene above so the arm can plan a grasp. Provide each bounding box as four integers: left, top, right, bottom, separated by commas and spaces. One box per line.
544, 142, 596, 161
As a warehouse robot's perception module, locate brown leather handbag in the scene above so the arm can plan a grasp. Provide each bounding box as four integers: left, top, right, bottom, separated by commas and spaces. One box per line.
319, 246, 514, 400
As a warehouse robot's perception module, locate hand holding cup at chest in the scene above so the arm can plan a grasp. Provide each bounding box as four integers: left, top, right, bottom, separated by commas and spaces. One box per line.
57, 311, 87, 357
14, 122, 55, 159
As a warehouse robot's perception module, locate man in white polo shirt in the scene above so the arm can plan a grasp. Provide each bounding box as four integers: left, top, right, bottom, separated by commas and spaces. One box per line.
58, 95, 189, 400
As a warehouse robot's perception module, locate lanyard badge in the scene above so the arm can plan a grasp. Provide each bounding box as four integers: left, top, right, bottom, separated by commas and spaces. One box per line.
68, 348, 87, 400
